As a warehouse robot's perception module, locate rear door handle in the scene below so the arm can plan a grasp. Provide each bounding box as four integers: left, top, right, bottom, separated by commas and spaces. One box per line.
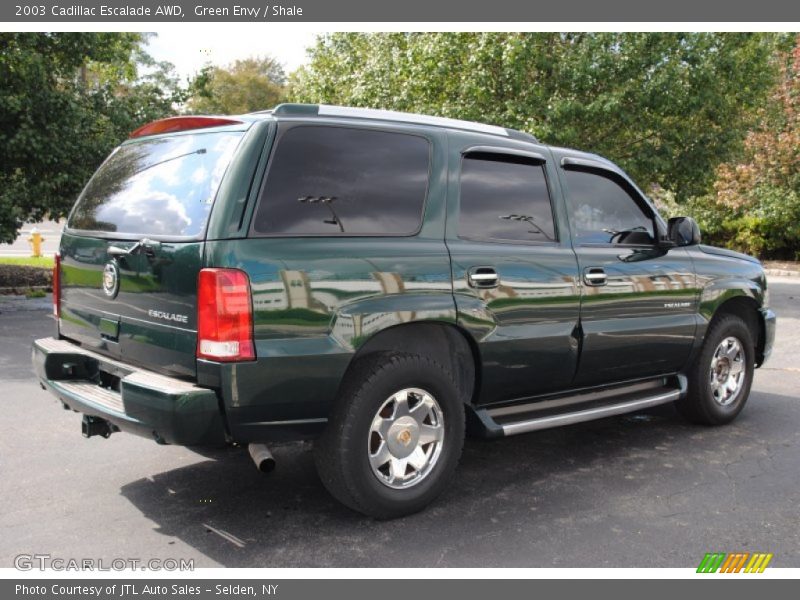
583, 267, 607, 286
467, 267, 499, 289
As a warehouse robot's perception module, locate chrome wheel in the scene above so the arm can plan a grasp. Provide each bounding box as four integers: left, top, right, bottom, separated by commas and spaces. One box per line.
368, 387, 444, 489
709, 336, 746, 406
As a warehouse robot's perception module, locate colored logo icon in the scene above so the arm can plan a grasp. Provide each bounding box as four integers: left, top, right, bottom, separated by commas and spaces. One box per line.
697, 552, 773, 573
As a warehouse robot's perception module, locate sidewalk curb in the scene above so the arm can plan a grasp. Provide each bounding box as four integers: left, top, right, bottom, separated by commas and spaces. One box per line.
765, 269, 800, 278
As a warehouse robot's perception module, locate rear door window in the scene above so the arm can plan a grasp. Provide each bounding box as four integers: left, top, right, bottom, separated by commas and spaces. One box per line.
251, 125, 430, 236
68, 130, 243, 238
458, 153, 556, 243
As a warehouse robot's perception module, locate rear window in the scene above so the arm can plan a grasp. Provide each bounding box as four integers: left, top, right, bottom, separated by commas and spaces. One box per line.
252, 125, 430, 236
68, 130, 243, 238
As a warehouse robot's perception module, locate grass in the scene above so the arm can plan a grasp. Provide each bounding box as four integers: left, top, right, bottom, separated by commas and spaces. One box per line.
0, 256, 54, 268
254, 307, 332, 327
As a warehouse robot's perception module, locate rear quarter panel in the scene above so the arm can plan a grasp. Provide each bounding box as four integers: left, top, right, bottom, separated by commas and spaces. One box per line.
204, 124, 454, 441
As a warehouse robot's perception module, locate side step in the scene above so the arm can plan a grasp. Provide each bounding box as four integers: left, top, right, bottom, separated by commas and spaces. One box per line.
471, 376, 686, 438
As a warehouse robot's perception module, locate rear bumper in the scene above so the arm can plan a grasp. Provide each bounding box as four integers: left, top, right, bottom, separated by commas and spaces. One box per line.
32, 337, 227, 446
759, 308, 777, 366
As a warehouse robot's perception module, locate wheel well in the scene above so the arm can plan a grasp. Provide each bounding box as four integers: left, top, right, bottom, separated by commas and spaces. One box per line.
342, 322, 481, 405
712, 296, 765, 364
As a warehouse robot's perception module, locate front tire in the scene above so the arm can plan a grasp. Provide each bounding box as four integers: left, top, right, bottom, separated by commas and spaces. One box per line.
314, 352, 465, 519
677, 314, 755, 425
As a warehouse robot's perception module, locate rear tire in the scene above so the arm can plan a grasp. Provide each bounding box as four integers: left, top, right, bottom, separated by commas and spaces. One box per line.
677, 314, 755, 425
314, 352, 465, 519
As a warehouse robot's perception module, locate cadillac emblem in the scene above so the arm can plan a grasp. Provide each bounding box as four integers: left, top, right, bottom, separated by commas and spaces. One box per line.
102, 262, 120, 298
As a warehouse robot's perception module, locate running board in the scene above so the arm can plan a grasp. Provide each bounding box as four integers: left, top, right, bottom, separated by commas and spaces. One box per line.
469, 376, 686, 438
498, 389, 680, 436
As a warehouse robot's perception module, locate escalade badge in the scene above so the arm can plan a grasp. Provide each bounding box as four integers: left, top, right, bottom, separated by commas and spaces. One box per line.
102, 262, 120, 299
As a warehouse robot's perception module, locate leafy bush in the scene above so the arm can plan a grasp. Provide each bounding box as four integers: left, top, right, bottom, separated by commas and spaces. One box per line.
650, 187, 800, 258
709, 36, 800, 259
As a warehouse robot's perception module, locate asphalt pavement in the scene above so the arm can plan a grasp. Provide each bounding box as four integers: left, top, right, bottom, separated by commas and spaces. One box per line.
0, 280, 798, 568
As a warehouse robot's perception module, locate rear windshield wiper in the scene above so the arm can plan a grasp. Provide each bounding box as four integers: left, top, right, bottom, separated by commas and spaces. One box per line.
130, 148, 207, 178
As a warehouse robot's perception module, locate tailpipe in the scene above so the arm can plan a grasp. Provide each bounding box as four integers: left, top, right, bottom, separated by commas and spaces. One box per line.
248, 443, 276, 473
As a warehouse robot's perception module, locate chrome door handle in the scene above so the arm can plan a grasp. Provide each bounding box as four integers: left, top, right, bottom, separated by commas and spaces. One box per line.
467, 267, 499, 289
583, 267, 607, 286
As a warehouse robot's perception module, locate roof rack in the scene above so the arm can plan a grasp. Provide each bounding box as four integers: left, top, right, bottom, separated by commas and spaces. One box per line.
269, 104, 538, 143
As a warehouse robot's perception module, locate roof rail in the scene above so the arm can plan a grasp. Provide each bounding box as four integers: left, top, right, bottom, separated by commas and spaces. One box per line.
271, 104, 538, 142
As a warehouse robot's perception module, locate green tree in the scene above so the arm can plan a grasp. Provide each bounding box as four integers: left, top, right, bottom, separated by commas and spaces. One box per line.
708, 35, 800, 258
0, 33, 184, 243
187, 57, 286, 115
290, 33, 784, 200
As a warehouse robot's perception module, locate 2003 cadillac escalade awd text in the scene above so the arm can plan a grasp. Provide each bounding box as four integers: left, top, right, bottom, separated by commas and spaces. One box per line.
33, 104, 777, 518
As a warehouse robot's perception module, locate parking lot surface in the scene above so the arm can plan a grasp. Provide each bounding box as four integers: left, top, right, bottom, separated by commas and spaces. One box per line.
1, 280, 798, 568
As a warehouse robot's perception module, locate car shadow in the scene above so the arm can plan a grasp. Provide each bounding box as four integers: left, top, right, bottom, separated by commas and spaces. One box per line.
118, 396, 798, 567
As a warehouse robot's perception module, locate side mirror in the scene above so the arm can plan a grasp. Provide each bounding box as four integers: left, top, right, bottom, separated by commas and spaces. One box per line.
667, 216, 701, 247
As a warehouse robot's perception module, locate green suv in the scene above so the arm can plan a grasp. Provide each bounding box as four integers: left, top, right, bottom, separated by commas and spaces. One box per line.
33, 104, 776, 518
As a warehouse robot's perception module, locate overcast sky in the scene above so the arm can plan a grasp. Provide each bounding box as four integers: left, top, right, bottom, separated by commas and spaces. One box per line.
144, 26, 324, 83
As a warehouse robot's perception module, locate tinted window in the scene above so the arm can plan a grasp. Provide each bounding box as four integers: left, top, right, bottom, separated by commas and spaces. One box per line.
458, 154, 556, 242
252, 126, 430, 235
564, 169, 655, 245
68, 131, 243, 237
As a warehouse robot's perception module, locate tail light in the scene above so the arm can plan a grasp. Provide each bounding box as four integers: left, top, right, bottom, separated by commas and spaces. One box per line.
197, 268, 255, 362
52, 253, 61, 318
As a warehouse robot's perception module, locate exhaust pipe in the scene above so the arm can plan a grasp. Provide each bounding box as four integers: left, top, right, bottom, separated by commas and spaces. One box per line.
248, 443, 276, 473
